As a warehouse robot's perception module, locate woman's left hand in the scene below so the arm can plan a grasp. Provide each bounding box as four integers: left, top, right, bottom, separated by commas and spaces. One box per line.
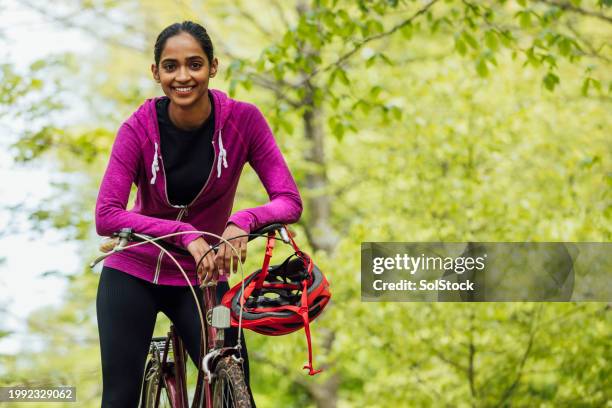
215, 223, 248, 276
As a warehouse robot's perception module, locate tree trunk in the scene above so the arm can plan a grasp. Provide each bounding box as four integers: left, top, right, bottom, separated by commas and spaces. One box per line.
302, 94, 339, 253
296, 0, 339, 254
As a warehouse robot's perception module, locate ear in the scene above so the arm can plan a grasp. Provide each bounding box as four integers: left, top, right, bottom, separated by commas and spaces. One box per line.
209, 57, 219, 78
151, 64, 160, 83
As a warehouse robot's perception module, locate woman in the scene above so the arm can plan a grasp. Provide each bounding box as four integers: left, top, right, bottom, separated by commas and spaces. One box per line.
95, 21, 302, 407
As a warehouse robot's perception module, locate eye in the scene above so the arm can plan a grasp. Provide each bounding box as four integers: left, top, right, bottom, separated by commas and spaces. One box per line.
163, 63, 176, 72
190, 61, 203, 70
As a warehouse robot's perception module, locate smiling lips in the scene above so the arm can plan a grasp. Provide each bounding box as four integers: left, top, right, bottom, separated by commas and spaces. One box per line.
173, 86, 194, 95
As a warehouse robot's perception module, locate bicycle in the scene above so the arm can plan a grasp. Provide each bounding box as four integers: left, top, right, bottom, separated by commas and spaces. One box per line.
90, 223, 292, 408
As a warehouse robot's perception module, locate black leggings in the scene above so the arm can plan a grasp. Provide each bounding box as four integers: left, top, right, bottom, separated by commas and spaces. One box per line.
96, 266, 252, 407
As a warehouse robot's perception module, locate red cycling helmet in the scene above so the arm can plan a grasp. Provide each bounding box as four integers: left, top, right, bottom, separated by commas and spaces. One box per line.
221, 228, 331, 375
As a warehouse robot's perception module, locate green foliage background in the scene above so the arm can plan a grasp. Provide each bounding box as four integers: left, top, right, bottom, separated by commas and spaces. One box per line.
0, 0, 610, 407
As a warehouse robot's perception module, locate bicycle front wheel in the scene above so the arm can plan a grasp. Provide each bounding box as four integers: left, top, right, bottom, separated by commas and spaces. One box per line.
141, 359, 174, 408
211, 356, 252, 408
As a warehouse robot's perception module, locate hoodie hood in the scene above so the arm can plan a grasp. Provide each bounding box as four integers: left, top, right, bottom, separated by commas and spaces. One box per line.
127, 89, 235, 185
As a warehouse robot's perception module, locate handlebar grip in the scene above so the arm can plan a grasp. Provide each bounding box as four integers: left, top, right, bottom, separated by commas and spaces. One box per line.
99, 237, 119, 253
248, 223, 284, 242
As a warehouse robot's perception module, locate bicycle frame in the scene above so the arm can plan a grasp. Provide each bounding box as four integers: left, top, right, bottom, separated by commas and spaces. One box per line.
150, 282, 241, 408
153, 328, 188, 407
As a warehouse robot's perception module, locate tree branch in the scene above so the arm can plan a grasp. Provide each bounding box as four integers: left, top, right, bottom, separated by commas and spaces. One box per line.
537, 0, 612, 24
565, 21, 612, 63
233, 0, 276, 39
271, 0, 293, 30
20, 0, 145, 52
468, 312, 478, 402
249, 75, 302, 108
302, 0, 441, 84
495, 306, 541, 407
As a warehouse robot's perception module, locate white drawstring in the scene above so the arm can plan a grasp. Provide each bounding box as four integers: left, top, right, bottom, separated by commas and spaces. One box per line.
216, 129, 228, 178
150, 142, 160, 185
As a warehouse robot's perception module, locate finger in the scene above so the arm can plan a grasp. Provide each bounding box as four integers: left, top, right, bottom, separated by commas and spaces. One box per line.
224, 245, 233, 276
206, 259, 217, 285
211, 262, 219, 283
204, 268, 213, 285
215, 244, 226, 276
240, 238, 247, 263
224, 241, 234, 274
232, 245, 239, 275
233, 239, 245, 274
201, 257, 209, 284
197, 253, 205, 281
208, 253, 218, 281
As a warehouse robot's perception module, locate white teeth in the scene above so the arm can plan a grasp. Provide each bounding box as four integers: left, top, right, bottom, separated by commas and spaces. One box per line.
175, 87, 193, 92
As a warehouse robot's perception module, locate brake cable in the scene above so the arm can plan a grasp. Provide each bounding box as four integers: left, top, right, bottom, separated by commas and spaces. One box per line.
92, 229, 287, 378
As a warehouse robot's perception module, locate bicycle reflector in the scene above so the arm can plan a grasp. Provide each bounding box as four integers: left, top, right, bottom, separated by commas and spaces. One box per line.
221, 229, 331, 376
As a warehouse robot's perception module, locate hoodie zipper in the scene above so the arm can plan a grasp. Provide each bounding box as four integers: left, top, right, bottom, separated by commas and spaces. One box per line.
152, 129, 221, 284
153, 206, 187, 284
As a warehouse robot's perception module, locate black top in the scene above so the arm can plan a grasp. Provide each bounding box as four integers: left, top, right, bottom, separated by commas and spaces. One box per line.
156, 95, 215, 206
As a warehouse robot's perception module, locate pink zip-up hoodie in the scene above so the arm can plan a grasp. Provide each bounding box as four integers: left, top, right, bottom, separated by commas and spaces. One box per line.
95, 89, 302, 285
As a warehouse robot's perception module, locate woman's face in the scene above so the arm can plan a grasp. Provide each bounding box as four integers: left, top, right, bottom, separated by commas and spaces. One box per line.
151, 32, 218, 109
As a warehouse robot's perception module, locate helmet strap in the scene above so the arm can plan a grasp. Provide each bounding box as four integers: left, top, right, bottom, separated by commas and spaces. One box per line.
298, 278, 322, 376
241, 232, 276, 305
240, 228, 323, 375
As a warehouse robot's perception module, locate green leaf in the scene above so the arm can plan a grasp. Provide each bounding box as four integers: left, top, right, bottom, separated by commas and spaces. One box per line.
30, 60, 47, 71
378, 53, 393, 66
333, 121, 345, 140
370, 85, 383, 98
400, 23, 413, 40
558, 38, 571, 56
391, 106, 402, 120
485, 30, 499, 51
365, 55, 376, 68
499, 30, 516, 47
30, 78, 43, 90
462, 31, 479, 50
455, 38, 467, 56
228, 79, 237, 97
543, 72, 560, 91
517, 11, 532, 28
476, 58, 489, 77
279, 118, 294, 134
542, 54, 557, 69
525, 47, 541, 67
592, 79, 602, 91
581, 78, 591, 96
337, 68, 350, 86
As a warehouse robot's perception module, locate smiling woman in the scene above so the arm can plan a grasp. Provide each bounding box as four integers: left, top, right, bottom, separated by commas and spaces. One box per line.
94, 20, 302, 407
151, 22, 218, 130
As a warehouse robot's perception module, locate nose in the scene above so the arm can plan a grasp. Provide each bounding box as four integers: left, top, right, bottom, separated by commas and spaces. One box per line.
176, 65, 190, 82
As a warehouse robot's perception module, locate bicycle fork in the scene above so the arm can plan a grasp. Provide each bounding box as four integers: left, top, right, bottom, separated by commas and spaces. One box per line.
195, 285, 242, 408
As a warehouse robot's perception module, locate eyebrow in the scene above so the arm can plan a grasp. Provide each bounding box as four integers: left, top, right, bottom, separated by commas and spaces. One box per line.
161, 56, 205, 63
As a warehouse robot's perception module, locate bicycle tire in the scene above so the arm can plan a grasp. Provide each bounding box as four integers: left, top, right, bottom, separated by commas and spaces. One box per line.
211, 356, 252, 408
141, 359, 175, 408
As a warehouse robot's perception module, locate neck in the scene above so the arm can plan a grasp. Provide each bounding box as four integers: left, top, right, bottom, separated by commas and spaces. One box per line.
168, 94, 211, 131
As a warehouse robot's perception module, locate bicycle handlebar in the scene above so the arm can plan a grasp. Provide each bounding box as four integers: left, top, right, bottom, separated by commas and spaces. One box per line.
90, 223, 290, 269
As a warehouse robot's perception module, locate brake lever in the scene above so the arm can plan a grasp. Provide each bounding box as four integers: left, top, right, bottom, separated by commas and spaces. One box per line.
90, 228, 134, 268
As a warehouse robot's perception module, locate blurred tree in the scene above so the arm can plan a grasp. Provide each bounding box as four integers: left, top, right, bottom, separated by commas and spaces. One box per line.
0, 1, 610, 407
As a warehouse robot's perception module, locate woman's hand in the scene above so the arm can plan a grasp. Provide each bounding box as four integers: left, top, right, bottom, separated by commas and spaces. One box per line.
215, 223, 248, 276
187, 237, 216, 284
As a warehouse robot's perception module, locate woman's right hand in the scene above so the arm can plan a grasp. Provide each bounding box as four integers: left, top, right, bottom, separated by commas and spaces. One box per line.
187, 237, 217, 284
